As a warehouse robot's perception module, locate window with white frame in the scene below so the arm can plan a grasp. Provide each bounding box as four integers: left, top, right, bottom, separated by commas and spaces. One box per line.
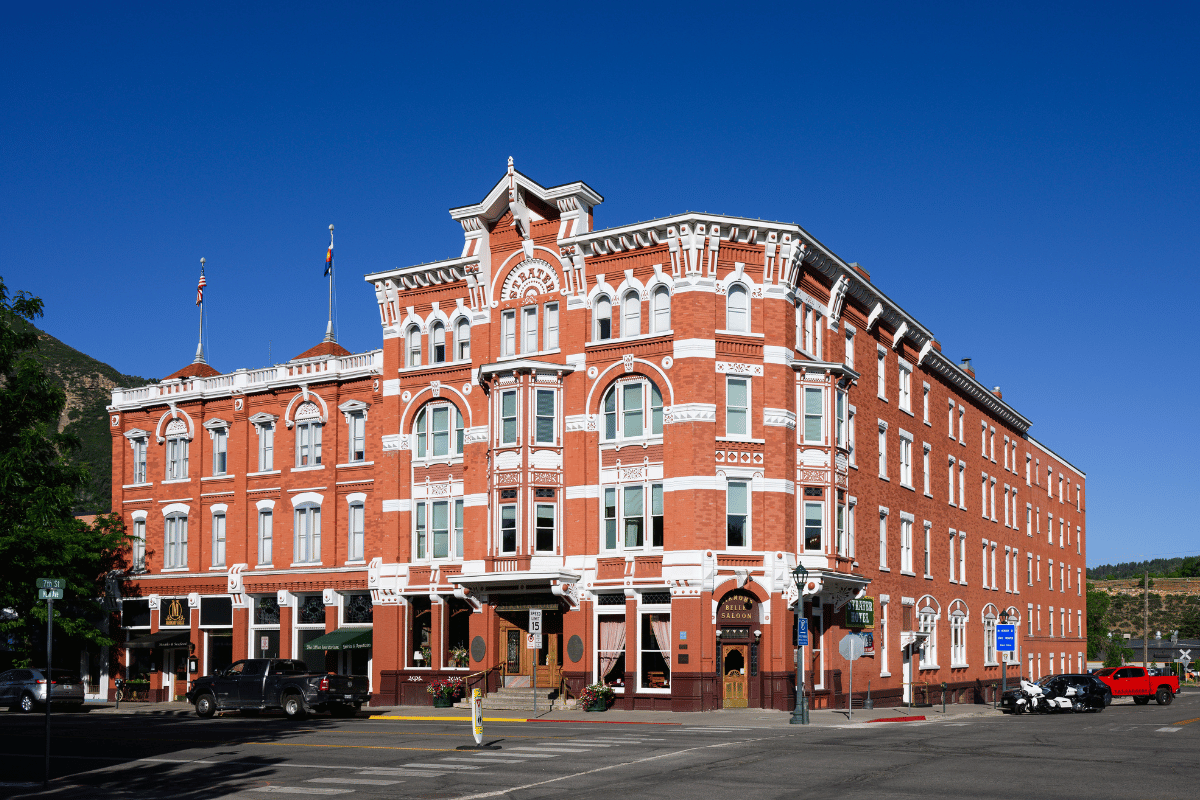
803, 499, 823, 552
415, 498, 465, 559
980, 474, 988, 516
501, 309, 516, 355
498, 503, 517, 554
958, 406, 964, 442
407, 324, 422, 366
990, 478, 997, 520
922, 443, 931, 495
522, 306, 538, 353
294, 504, 321, 564
879, 507, 889, 570
923, 521, 932, 577
959, 531, 967, 582
900, 515, 913, 573
922, 383, 930, 424
880, 598, 890, 675
727, 481, 749, 548
622, 291, 641, 338
456, 318, 471, 360
639, 603, 671, 690
431, 321, 447, 363
211, 509, 226, 568
602, 378, 664, 441
252, 415, 276, 472
950, 607, 967, 666
164, 513, 188, 569
899, 433, 913, 487
989, 427, 995, 462
844, 325, 855, 369
835, 390, 848, 450
346, 409, 367, 462
294, 403, 323, 467
1003, 435, 1010, 471
847, 405, 856, 465
877, 348, 887, 399
348, 500, 365, 562
651, 287, 670, 333
802, 386, 824, 444
726, 283, 749, 332
835, 494, 848, 556
958, 461, 966, 509
918, 603, 937, 668
947, 399, 956, 439
948, 457, 956, 504
131, 516, 146, 570
878, 421, 888, 478
898, 361, 912, 413
544, 302, 559, 350
534, 389, 556, 445
1003, 486, 1010, 526
984, 612, 997, 664
499, 390, 518, 445
800, 305, 823, 357
129, 434, 148, 484
414, 401, 465, 458
165, 421, 189, 480
980, 421, 987, 455
257, 507, 273, 565
596, 612, 626, 687
535, 502, 556, 553
594, 295, 612, 340
602, 483, 665, 551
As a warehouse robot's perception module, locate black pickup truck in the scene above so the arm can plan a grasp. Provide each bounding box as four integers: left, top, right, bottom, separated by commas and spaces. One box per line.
186, 659, 369, 720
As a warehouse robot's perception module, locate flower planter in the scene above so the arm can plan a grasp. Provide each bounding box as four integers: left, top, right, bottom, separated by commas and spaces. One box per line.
433, 697, 456, 708
585, 702, 608, 712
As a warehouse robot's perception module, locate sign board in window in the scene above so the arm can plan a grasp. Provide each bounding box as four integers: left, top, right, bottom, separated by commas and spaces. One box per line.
123, 599, 151, 628
200, 596, 233, 627
845, 597, 875, 629
159, 598, 190, 627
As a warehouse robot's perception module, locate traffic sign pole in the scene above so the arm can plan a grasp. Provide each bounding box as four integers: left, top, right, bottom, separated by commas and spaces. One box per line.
44, 596, 52, 789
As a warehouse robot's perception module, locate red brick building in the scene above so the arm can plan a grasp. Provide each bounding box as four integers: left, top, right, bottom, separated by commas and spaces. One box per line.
108, 161, 1086, 709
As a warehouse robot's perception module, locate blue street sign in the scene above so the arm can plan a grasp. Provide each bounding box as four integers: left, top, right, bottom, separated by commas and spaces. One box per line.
795, 618, 809, 647
997, 624, 1016, 652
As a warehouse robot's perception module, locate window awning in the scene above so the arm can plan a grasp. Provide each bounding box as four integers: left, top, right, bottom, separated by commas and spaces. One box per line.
125, 630, 192, 648
304, 628, 373, 651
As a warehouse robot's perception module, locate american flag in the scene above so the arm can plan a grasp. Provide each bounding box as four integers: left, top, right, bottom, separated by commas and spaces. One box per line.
196, 273, 206, 306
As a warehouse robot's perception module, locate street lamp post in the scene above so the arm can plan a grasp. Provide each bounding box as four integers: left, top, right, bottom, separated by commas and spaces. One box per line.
999, 610, 1009, 695
790, 564, 809, 725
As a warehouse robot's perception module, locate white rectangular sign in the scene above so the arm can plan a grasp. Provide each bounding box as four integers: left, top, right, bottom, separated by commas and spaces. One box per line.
529, 609, 543, 635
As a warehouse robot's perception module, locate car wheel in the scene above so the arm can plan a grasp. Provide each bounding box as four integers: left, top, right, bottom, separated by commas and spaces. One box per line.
283, 694, 307, 720
1104, 692, 1112, 707
195, 693, 217, 719
1155, 687, 1174, 706
19, 693, 36, 713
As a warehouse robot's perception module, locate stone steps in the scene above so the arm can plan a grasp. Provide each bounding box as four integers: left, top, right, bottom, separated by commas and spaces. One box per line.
454, 687, 570, 712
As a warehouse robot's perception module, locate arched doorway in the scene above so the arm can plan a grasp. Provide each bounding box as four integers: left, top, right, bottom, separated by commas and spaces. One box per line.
716, 590, 757, 709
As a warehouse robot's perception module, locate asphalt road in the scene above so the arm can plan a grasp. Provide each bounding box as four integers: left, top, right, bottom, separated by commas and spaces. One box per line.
1, 694, 1198, 799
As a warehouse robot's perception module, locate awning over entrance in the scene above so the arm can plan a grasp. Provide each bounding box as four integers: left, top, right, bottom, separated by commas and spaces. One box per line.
125, 630, 192, 648
303, 628, 373, 651
450, 570, 581, 607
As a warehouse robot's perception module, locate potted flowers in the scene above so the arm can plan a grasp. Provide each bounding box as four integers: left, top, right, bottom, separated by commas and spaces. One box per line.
578, 683, 615, 712
427, 677, 465, 708
449, 645, 470, 668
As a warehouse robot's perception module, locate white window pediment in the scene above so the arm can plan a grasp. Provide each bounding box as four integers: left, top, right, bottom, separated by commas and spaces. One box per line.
249, 412, 278, 428
124, 428, 150, 441
338, 399, 371, 423
164, 418, 189, 438
203, 418, 230, 431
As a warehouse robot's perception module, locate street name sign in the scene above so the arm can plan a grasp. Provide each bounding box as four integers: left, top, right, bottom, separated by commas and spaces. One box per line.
36, 578, 65, 590
38, 588, 64, 600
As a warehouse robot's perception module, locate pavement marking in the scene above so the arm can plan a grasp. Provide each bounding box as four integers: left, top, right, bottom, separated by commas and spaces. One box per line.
539, 742, 613, 747
139, 757, 221, 764
1172, 716, 1200, 726
441, 756, 527, 764
357, 769, 450, 777
1156, 727, 1182, 733
308, 778, 402, 786
504, 746, 592, 754
246, 788, 353, 796
370, 715, 529, 722
257, 741, 457, 753
475, 752, 557, 759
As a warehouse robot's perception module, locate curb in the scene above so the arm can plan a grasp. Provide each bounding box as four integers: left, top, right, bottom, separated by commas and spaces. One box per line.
865, 715, 926, 723
368, 714, 681, 725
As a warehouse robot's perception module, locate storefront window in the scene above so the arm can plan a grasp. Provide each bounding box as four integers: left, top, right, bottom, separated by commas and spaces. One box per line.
597, 615, 626, 689
295, 595, 327, 672
445, 599, 471, 669
410, 596, 432, 667
640, 613, 671, 690
343, 593, 373, 625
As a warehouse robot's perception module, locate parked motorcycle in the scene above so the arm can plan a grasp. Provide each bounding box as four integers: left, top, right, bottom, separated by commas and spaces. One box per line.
1039, 681, 1084, 713
1010, 679, 1046, 714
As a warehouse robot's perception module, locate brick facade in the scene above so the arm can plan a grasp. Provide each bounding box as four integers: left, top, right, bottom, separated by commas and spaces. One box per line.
109, 161, 1086, 709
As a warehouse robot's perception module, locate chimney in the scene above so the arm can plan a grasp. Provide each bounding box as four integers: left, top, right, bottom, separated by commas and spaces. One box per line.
992, 386, 1003, 399
960, 358, 974, 377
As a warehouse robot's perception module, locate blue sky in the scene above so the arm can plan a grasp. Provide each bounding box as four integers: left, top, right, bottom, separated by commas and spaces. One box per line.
3, 2, 1196, 566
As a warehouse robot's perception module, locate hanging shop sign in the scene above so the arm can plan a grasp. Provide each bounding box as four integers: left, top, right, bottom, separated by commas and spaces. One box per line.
845, 597, 875, 629
160, 598, 190, 627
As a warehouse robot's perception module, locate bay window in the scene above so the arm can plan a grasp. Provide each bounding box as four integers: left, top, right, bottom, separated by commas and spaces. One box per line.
500, 391, 518, 445
803, 500, 823, 552
727, 481, 749, 548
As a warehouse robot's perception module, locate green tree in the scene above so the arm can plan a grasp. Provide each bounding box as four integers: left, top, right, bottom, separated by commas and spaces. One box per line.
1086, 585, 1111, 659
0, 278, 128, 664
1180, 606, 1200, 639
1103, 634, 1134, 668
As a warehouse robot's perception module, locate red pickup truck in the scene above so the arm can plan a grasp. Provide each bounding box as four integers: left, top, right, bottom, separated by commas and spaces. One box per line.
1094, 666, 1179, 705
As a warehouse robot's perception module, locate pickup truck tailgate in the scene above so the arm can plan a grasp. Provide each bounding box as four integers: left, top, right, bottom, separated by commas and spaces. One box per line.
323, 675, 368, 695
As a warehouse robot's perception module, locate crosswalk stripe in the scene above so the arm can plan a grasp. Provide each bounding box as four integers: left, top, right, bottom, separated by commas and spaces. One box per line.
1157, 727, 1182, 733
473, 752, 557, 759
505, 746, 591, 754
246, 789, 353, 796
540, 742, 612, 748
389, 763, 482, 770
307, 778, 401, 786
356, 769, 449, 777
441, 757, 527, 764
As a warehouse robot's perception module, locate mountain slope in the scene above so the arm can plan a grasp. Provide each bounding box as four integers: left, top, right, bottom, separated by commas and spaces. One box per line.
16, 320, 152, 514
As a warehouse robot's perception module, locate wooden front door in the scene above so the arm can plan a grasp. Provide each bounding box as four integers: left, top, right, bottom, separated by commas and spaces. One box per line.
722, 645, 748, 708
499, 620, 562, 688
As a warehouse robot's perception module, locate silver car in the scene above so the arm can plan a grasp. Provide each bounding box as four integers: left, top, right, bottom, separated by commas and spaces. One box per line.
0, 669, 85, 712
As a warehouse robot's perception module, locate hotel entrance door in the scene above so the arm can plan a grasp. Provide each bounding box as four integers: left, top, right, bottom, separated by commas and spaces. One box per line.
498, 619, 562, 689
722, 645, 748, 708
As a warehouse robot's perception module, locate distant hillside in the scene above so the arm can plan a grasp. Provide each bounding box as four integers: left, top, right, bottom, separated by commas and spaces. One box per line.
15, 320, 152, 514
1088, 557, 1198, 580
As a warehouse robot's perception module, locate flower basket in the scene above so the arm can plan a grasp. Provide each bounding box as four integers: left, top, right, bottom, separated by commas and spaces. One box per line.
427, 677, 465, 705
577, 682, 615, 712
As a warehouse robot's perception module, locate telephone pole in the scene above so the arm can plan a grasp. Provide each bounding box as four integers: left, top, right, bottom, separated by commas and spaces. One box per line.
1143, 571, 1149, 670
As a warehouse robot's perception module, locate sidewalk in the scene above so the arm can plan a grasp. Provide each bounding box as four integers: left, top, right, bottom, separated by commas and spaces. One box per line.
78, 699, 1003, 726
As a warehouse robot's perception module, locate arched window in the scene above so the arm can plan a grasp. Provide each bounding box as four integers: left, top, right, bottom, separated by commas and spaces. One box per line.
431, 321, 446, 363
407, 325, 422, 367
652, 286, 671, 333
601, 378, 664, 441
294, 401, 323, 467
413, 402, 465, 459
622, 291, 641, 338
456, 319, 470, 360
918, 596, 940, 669
949, 600, 968, 667
726, 283, 749, 332
163, 418, 189, 480
594, 296, 612, 341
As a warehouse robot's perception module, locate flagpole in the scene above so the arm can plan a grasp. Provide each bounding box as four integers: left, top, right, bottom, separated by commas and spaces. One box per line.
324, 224, 335, 343
194, 257, 207, 364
